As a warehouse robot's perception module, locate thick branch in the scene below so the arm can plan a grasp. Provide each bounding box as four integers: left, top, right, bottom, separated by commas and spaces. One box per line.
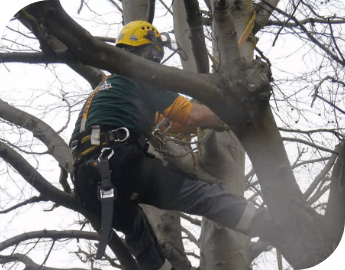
212, 0, 240, 72
0, 141, 80, 211
0, 230, 98, 252
0, 253, 99, 270
146, 0, 156, 24
253, 0, 280, 34
183, 0, 209, 73
0, 99, 73, 173
303, 150, 338, 200
0, 142, 140, 269
41, 0, 222, 106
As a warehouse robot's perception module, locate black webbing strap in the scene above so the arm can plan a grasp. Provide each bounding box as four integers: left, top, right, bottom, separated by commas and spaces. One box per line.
86, 148, 116, 260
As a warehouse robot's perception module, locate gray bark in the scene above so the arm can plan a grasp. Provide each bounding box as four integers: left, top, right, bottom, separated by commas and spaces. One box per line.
173, 1, 198, 72
199, 131, 250, 270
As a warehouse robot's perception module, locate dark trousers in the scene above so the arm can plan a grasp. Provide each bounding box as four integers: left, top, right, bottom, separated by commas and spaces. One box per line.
74, 142, 249, 270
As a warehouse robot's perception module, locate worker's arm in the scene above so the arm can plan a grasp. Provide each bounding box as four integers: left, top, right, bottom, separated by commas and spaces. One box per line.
185, 103, 219, 129
156, 96, 227, 133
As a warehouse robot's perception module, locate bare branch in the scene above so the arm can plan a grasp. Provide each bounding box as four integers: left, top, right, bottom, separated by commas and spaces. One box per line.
181, 226, 199, 247
261, 0, 345, 66
0, 253, 98, 270
59, 166, 72, 194
183, 0, 209, 73
180, 213, 201, 226
0, 196, 47, 214
303, 150, 338, 200
0, 141, 81, 212
108, 0, 123, 13
0, 230, 98, 252
0, 99, 73, 173
159, 0, 173, 15
281, 137, 338, 154
147, 0, 156, 24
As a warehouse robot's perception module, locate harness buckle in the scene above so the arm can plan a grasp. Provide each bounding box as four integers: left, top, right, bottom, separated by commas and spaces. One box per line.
110, 127, 130, 142
70, 140, 78, 152
99, 188, 116, 199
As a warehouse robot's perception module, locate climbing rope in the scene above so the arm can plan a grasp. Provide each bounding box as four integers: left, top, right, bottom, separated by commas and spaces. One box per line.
238, 10, 256, 50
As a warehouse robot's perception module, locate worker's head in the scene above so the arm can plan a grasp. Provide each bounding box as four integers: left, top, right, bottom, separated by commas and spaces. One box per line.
116, 21, 164, 63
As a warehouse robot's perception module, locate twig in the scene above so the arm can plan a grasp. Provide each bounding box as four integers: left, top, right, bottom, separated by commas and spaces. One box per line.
78, 0, 84, 14
108, 0, 123, 13
282, 137, 338, 154
314, 94, 345, 115
180, 213, 201, 226
158, 0, 173, 15
181, 227, 199, 247
0, 196, 47, 214
38, 240, 55, 269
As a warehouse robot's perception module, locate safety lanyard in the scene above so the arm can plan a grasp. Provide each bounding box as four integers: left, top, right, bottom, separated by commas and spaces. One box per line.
80, 75, 112, 132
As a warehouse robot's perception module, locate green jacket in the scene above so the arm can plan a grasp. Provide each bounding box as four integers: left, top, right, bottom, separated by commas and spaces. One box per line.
71, 74, 178, 139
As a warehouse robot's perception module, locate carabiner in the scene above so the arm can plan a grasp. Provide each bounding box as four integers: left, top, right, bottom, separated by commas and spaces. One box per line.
98, 147, 114, 162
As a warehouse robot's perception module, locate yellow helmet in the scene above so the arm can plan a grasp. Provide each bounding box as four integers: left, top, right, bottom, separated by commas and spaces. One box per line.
116, 21, 163, 49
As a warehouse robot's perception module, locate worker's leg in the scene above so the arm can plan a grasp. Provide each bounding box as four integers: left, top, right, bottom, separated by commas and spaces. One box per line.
74, 160, 167, 270
111, 202, 167, 270
141, 158, 257, 234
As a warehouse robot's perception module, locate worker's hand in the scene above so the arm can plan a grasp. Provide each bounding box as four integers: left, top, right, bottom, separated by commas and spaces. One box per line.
201, 120, 230, 132
214, 120, 230, 132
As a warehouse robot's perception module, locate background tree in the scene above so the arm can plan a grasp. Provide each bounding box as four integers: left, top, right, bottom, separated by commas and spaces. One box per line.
0, 0, 344, 270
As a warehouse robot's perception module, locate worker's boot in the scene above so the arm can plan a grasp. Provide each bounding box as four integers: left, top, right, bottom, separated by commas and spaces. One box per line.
238, 207, 282, 243
157, 259, 175, 270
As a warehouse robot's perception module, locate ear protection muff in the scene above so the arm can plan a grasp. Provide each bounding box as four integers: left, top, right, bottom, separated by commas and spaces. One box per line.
141, 44, 164, 63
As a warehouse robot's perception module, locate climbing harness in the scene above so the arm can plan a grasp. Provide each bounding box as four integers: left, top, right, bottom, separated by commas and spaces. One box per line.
87, 147, 116, 259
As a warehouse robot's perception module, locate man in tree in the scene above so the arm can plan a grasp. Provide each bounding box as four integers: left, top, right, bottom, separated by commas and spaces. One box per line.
71, 21, 270, 270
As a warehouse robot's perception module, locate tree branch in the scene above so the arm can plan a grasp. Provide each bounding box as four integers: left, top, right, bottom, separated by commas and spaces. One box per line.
253, 0, 280, 35
0, 141, 140, 269
0, 141, 81, 211
181, 226, 199, 247
146, 0, 156, 24
0, 99, 73, 173
281, 137, 338, 154
0, 253, 99, 270
261, 0, 345, 66
212, 0, 240, 72
183, 0, 209, 73
0, 230, 98, 252
40, 0, 222, 106
303, 150, 338, 200
0, 196, 47, 214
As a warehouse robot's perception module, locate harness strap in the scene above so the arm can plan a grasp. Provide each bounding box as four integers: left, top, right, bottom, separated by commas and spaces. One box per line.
86, 148, 116, 260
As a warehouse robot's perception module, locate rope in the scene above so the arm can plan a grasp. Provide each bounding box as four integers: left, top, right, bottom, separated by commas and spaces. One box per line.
238, 10, 256, 49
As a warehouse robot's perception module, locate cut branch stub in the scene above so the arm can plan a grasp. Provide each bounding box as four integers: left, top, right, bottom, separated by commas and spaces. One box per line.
211, 57, 272, 136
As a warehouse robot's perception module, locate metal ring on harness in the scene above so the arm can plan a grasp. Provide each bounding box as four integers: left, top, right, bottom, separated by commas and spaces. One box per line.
109, 127, 130, 142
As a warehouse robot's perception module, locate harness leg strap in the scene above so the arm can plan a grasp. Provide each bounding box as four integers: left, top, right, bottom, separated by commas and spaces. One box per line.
86, 148, 116, 260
